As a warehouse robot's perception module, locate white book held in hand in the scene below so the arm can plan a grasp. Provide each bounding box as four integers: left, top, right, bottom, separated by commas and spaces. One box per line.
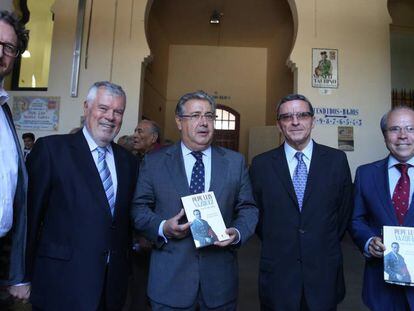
383, 225, 414, 287
181, 191, 230, 248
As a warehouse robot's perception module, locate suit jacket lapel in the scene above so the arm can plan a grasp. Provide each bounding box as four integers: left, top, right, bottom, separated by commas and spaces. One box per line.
70, 131, 112, 218
302, 142, 325, 209
2, 104, 26, 179
271, 145, 298, 206
209, 146, 228, 199
112, 143, 128, 219
165, 142, 190, 199
374, 158, 399, 224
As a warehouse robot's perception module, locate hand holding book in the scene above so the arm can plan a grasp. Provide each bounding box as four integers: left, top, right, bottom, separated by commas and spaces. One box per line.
214, 227, 239, 247
163, 209, 191, 239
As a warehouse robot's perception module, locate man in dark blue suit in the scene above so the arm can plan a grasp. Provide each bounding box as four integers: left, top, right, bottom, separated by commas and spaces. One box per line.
350, 106, 414, 311
131, 91, 258, 310
0, 10, 29, 300
23, 81, 138, 311
250, 94, 353, 310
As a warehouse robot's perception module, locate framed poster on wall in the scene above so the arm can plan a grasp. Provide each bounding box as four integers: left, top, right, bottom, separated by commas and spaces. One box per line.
312, 48, 338, 89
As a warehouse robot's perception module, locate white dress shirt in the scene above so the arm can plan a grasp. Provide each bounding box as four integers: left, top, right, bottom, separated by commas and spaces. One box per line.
82, 127, 118, 204
181, 142, 212, 192
284, 140, 313, 178
0, 88, 19, 237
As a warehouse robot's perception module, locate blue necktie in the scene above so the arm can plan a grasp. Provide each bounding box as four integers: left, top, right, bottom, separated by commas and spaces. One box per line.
97, 147, 115, 215
190, 151, 205, 194
293, 152, 308, 211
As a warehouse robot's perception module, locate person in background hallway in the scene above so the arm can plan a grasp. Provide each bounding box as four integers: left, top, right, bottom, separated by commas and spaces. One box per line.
250, 94, 353, 311
131, 90, 258, 310
117, 135, 135, 153
22, 132, 35, 161
133, 119, 162, 162
23, 81, 139, 311
349, 106, 414, 311
126, 119, 163, 311
0, 9, 29, 301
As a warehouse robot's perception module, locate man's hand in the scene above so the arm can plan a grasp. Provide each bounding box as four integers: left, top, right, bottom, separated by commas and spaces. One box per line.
214, 227, 239, 247
368, 236, 386, 258
163, 209, 190, 239
8, 284, 31, 302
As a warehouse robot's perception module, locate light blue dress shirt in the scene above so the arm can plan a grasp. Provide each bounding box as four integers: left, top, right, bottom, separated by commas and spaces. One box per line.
0, 88, 18, 237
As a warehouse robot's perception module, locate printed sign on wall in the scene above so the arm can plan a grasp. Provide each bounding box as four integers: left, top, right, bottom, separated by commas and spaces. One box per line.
312, 48, 338, 89
12, 96, 60, 131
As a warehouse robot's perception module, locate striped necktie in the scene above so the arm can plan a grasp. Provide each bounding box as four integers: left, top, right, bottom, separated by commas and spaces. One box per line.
97, 147, 115, 215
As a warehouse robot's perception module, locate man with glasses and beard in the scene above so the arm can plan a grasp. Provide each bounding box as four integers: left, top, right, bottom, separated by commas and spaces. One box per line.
0, 10, 29, 301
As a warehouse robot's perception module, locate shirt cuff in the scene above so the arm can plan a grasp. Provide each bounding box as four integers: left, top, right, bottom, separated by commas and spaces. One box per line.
364, 237, 374, 258
232, 228, 241, 245
158, 220, 168, 243
12, 282, 30, 286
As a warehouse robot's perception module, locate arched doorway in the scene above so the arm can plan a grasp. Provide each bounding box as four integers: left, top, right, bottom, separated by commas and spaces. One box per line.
214, 104, 240, 151
142, 0, 294, 158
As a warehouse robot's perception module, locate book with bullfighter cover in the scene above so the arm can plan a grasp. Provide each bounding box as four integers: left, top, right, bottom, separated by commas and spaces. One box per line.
181, 192, 230, 248
383, 225, 414, 286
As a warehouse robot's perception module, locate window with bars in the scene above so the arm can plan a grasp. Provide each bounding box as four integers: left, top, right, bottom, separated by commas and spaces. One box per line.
215, 108, 236, 130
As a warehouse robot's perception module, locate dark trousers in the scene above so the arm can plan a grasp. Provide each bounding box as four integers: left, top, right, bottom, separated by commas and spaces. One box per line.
150, 289, 236, 311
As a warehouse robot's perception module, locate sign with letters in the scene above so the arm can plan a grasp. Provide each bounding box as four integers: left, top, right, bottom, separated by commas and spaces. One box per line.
12, 96, 60, 131
312, 48, 338, 89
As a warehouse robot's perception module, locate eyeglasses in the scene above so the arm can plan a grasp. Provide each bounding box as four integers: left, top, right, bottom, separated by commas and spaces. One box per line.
277, 112, 313, 122
0, 41, 20, 58
386, 126, 414, 134
179, 113, 216, 122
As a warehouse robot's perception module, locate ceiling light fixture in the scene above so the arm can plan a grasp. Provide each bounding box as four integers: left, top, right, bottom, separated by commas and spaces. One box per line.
210, 10, 223, 24
22, 50, 31, 58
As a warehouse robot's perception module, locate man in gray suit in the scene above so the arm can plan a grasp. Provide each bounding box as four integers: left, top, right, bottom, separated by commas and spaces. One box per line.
131, 90, 258, 310
0, 10, 29, 300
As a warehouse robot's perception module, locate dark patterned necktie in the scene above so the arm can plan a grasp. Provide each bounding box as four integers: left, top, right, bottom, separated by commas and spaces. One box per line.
293, 152, 308, 211
392, 163, 410, 225
190, 151, 205, 194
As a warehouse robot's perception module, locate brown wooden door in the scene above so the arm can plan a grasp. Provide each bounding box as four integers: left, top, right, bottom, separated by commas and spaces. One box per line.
213, 105, 240, 151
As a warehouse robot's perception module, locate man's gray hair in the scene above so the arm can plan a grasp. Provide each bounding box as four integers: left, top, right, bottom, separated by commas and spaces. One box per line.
142, 119, 162, 143
85, 81, 126, 104
380, 105, 414, 135
175, 90, 216, 116
276, 94, 314, 119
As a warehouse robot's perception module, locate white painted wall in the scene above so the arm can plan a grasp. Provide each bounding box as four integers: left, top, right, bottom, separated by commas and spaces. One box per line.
288, 0, 392, 177
9, 0, 150, 145
0, 1, 14, 12
165, 45, 267, 158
